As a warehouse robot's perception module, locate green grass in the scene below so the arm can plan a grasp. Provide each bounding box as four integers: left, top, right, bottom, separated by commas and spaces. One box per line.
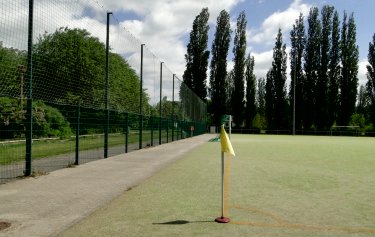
59, 135, 375, 237
0, 130, 174, 165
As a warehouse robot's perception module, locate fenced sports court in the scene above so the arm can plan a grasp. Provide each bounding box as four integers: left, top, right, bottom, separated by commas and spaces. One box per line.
0, 0, 206, 183
60, 134, 375, 237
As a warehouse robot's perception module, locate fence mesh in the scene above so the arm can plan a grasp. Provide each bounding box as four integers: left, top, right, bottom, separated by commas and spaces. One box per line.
0, 0, 207, 184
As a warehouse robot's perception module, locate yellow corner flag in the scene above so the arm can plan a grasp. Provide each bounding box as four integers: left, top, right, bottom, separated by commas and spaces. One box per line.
220, 125, 235, 157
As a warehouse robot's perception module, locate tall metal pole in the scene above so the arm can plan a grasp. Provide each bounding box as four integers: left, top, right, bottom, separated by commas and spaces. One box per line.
292, 36, 303, 135
25, 0, 34, 176
75, 103, 80, 165
125, 112, 129, 153
139, 44, 144, 149
293, 52, 296, 135
172, 74, 175, 141
159, 62, 163, 145
104, 12, 112, 158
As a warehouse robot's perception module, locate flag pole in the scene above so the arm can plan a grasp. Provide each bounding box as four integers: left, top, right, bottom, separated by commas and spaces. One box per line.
215, 152, 230, 223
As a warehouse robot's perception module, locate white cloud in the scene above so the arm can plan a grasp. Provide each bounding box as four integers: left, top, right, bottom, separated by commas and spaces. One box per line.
358, 58, 368, 86
249, 0, 310, 46
247, 0, 311, 80
109, 0, 245, 78
252, 50, 273, 79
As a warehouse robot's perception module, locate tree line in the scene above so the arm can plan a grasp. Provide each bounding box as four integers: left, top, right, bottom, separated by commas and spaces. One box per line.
1, 27, 193, 139
183, 6, 375, 132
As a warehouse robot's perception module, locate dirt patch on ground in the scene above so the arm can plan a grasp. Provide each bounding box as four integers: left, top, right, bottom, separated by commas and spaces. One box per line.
0, 221, 11, 231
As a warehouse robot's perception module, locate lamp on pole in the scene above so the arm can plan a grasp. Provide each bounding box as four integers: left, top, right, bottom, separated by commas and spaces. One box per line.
292, 36, 303, 135
293, 50, 297, 135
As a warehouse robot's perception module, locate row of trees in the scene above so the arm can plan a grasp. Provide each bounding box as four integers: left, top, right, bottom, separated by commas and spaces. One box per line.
1, 27, 201, 139
0, 28, 150, 113
183, 6, 375, 131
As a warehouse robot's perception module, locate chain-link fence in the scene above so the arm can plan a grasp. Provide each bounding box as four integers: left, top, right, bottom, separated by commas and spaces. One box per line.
0, 0, 207, 184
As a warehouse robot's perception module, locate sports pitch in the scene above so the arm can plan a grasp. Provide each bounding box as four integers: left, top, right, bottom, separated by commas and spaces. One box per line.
60, 135, 375, 237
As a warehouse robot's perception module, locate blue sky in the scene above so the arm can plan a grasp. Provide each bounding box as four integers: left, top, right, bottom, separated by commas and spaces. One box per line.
233, 0, 373, 62
2, 0, 372, 88
102, 0, 374, 87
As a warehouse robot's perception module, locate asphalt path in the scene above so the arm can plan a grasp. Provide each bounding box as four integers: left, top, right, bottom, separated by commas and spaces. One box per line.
0, 134, 214, 237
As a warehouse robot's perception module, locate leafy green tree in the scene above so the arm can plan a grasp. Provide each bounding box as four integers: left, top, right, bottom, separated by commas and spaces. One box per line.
366, 33, 375, 126
289, 13, 306, 130
33, 28, 105, 107
349, 113, 366, 129
357, 85, 368, 116
266, 28, 289, 131
32, 27, 146, 112
245, 54, 256, 128
303, 7, 321, 129
183, 8, 210, 101
226, 70, 235, 115
265, 69, 275, 128
256, 77, 266, 118
0, 97, 71, 139
0, 42, 27, 98
316, 5, 334, 129
209, 10, 231, 127
32, 101, 72, 138
339, 12, 359, 125
108, 52, 150, 114
0, 97, 25, 139
327, 10, 341, 128
270, 28, 288, 129
254, 77, 267, 130
231, 11, 247, 127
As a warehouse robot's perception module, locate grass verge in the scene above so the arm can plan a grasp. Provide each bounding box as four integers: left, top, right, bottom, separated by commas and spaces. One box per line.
0, 130, 176, 165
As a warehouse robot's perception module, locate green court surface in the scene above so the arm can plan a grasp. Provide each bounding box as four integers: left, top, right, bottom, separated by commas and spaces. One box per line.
59, 135, 375, 237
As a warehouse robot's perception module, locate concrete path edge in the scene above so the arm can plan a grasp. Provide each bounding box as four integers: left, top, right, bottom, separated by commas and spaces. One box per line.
0, 134, 215, 237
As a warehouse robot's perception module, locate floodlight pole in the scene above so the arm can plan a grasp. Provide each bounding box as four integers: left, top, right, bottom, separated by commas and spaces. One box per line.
172, 74, 175, 141
159, 62, 163, 145
104, 12, 112, 158
293, 51, 296, 135
292, 35, 304, 135
139, 44, 144, 149
25, 0, 34, 176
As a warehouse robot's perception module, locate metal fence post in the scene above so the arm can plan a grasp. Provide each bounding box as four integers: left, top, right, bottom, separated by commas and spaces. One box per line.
125, 112, 128, 153
75, 103, 80, 165
166, 119, 169, 143
159, 62, 163, 145
104, 12, 112, 158
25, 0, 34, 176
139, 44, 144, 149
172, 74, 175, 142
150, 116, 154, 146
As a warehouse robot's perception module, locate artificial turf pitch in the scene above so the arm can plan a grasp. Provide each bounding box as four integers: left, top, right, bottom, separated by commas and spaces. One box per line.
59, 135, 375, 237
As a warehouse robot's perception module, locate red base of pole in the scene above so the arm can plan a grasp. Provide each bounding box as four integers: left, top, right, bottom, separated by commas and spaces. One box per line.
215, 216, 230, 223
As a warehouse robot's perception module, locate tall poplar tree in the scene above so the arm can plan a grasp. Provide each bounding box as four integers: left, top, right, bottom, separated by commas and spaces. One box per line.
316, 5, 334, 129
209, 10, 231, 127
366, 33, 375, 126
231, 11, 247, 127
339, 12, 359, 125
327, 10, 341, 127
255, 77, 267, 129
265, 69, 275, 128
289, 13, 306, 131
245, 54, 256, 128
182, 8, 210, 101
303, 7, 321, 129
266, 28, 288, 129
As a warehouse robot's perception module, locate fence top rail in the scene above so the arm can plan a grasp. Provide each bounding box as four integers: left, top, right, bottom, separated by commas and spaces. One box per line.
331, 126, 360, 129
